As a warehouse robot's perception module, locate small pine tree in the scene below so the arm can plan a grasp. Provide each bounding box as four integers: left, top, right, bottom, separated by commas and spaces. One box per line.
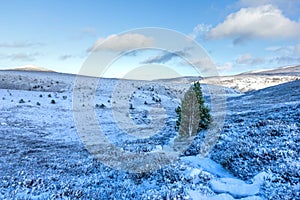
192, 82, 211, 130
175, 82, 211, 135
175, 106, 181, 131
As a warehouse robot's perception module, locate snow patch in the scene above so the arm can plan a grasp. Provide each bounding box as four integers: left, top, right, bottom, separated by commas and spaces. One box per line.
181, 156, 234, 178
209, 172, 267, 198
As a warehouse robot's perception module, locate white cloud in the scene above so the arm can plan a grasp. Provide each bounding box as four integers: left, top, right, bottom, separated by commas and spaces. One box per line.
270, 56, 300, 64
236, 0, 300, 17
207, 5, 300, 44
0, 41, 43, 48
189, 57, 214, 68
236, 0, 272, 7
236, 53, 251, 63
266, 44, 300, 56
265, 46, 294, 55
189, 24, 211, 40
266, 44, 300, 65
59, 54, 74, 60
236, 53, 264, 65
185, 57, 218, 76
88, 33, 154, 52
141, 49, 189, 64
217, 62, 233, 72
2, 53, 39, 62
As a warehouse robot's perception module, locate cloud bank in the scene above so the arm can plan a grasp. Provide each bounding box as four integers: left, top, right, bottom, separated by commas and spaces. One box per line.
0, 53, 39, 62
206, 5, 300, 44
88, 33, 154, 52
59, 54, 74, 60
236, 53, 264, 65
0, 41, 43, 48
141, 50, 188, 64
236, 0, 300, 16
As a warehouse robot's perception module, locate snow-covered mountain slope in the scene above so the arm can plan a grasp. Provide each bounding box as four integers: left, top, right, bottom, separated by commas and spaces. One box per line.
242, 65, 300, 76
5, 64, 55, 72
210, 80, 300, 199
0, 70, 298, 199
0, 70, 72, 92
201, 65, 300, 92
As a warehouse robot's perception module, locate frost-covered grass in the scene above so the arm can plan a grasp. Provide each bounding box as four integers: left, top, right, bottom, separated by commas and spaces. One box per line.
201, 74, 299, 92
210, 81, 300, 199
0, 70, 299, 199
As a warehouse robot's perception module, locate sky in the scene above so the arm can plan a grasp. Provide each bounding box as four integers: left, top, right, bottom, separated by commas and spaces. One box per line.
0, 0, 300, 78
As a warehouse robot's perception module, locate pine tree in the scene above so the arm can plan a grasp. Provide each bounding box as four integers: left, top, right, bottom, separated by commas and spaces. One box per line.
175, 82, 211, 136
175, 106, 181, 131
192, 82, 211, 130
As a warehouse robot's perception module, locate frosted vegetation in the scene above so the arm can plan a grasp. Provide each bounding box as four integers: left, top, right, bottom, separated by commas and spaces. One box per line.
0, 70, 299, 199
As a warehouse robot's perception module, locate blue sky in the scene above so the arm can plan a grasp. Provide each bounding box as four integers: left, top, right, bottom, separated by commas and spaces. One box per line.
0, 0, 300, 77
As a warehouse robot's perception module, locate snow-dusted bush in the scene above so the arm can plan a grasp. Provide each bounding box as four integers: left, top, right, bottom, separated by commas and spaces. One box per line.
95, 103, 105, 108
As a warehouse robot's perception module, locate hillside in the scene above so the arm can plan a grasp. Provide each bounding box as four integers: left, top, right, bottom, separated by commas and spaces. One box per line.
5, 65, 55, 72
0, 69, 298, 199
242, 65, 300, 76
200, 65, 300, 92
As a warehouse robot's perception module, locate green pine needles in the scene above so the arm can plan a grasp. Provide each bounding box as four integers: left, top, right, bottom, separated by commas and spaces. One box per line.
175, 82, 211, 137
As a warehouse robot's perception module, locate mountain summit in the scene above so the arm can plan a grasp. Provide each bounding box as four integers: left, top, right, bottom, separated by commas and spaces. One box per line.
7, 65, 55, 72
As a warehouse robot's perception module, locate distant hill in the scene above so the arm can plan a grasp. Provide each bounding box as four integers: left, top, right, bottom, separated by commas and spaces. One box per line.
5, 65, 55, 72
201, 65, 300, 92
1, 64, 299, 93
240, 65, 300, 76
155, 76, 202, 83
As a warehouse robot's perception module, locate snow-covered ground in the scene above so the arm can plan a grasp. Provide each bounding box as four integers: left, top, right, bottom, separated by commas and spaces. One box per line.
200, 65, 300, 92
210, 80, 300, 199
0, 70, 299, 199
